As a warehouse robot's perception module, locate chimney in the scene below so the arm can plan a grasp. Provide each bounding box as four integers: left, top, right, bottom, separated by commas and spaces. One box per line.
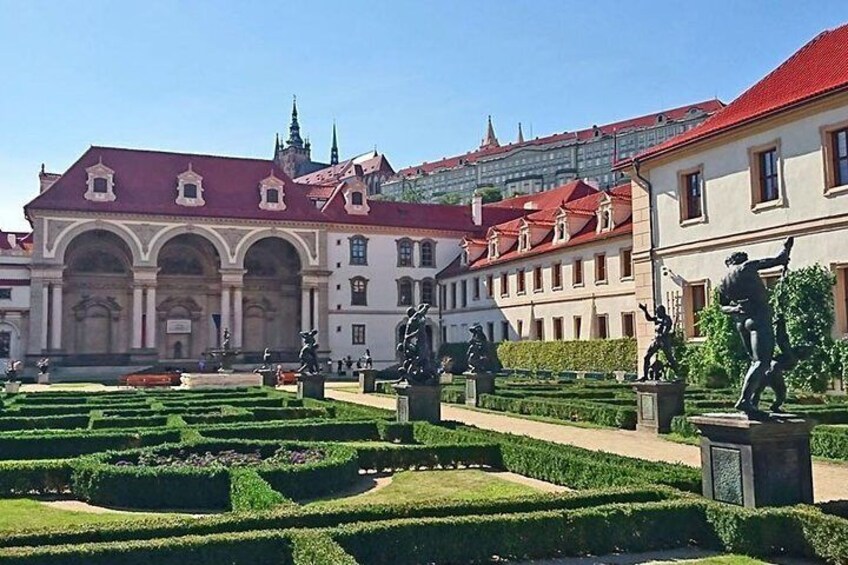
471, 194, 483, 226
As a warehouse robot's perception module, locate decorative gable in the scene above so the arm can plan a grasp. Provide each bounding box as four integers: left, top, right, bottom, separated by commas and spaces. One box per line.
341, 178, 370, 216
84, 159, 116, 202
462, 238, 487, 264
175, 164, 205, 207
595, 193, 630, 233
259, 172, 286, 211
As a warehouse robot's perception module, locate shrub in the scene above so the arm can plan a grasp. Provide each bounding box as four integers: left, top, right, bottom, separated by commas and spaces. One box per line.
497, 338, 637, 373
198, 420, 382, 442
0, 429, 181, 460
0, 414, 90, 431
288, 530, 359, 565
90, 415, 170, 429
810, 425, 848, 460
229, 467, 292, 512
437, 341, 500, 374
354, 443, 501, 472
478, 394, 637, 429
0, 459, 74, 496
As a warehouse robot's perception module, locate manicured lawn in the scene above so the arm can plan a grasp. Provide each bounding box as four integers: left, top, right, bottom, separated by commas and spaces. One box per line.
0, 499, 179, 532
677, 556, 771, 564
312, 469, 540, 507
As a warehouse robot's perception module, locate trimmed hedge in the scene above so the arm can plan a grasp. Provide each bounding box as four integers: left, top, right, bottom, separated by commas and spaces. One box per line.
229, 467, 291, 512
413, 422, 700, 492
0, 459, 74, 495
0, 428, 181, 460
0, 414, 91, 431
478, 394, 637, 429
498, 337, 637, 373
354, 443, 501, 472
0, 486, 678, 549
288, 530, 359, 565
198, 420, 382, 442
811, 425, 848, 460
90, 415, 170, 429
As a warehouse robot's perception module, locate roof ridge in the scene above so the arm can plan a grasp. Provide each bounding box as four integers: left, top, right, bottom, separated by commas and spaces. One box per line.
89, 145, 274, 164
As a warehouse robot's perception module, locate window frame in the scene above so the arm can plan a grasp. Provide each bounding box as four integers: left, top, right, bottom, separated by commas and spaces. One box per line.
500, 272, 509, 297
594, 253, 607, 284
596, 314, 609, 339
748, 140, 784, 210
552, 317, 564, 340
620, 248, 633, 280
350, 276, 368, 306
533, 266, 543, 293
516, 269, 526, 295
472, 277, 480, 300
419, 240, 436, 268
534, 319, 544, 341
352, 324, 366, 345
486, 274, 494, 298
621, 311, 635, 338
421, 279, 435, 306
397, 238, 414, 268
573, 316, 582, 340
551, 262, 563, 290
573, 258, 584, 287
821, 120, 848, 195
683, 280, 710, 339
397, 277, 414, 307
349, 235, 369, 266
0, 288, 11, 300
677, 165, 705, 224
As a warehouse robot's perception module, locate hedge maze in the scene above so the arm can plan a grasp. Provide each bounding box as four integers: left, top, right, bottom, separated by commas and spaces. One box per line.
0, 386, 845, 563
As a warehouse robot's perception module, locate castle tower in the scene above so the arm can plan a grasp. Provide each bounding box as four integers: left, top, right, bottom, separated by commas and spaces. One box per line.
274, 96, 312, 178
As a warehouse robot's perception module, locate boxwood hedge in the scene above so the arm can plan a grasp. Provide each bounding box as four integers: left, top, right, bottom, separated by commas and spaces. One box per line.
497, 337, 637, 373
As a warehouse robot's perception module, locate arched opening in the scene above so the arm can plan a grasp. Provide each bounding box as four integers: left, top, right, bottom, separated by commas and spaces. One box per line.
242, 237, 302, 362
63, 230, 133, 363
156, 234, 221, 361
0, 322, 20, 365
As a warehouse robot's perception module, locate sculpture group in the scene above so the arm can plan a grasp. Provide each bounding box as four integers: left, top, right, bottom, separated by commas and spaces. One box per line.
397, 304, 439, 385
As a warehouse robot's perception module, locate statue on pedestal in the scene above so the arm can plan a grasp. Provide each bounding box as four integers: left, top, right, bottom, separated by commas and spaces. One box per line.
466, 323, 492, 374
298, 330, 320, 376
397, 304, 438, 385
638, 302, 678, 381
718, 237, 794, 417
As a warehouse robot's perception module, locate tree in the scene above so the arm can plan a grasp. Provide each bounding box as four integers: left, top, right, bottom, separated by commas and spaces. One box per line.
438, 193, 462, 205
478, 187, 503, 203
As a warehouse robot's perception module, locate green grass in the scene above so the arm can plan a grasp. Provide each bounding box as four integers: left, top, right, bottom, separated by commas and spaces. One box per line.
676, 556, 772, 564
0, 499, 180, 532
311, 469, 540, 508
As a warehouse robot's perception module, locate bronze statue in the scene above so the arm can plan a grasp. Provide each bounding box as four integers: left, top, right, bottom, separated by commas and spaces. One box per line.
718, 237, 793, 416
397, 304, 438, 385
298, 330, 320, 375
466, 323, 492, 374
638, 302, 678, 380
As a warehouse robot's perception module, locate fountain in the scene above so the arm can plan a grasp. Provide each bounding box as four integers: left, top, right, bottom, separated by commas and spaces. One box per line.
180, 328, 262, 389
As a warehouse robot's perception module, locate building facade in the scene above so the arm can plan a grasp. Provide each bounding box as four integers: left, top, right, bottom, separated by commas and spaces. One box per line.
0, 232, 32, 368
438, 181, 636, 347
620, 23, 848, 392
382, 100, 723, 203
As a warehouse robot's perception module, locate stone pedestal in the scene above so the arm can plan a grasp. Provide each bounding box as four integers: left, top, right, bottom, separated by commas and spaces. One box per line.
297, 373, 326, 400
4, 382, 20, 394
464, 372, 495, 407
394, 382, 441, 423
37, 372, 50, 385
688, 413, 815, 508
256, 368, 276, 388
357, 369, 378, 393
632, 380, 686, 434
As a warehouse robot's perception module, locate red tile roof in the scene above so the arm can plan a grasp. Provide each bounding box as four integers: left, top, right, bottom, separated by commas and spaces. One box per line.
294, 153, 394, 185
438, 183, 632, 278
484, 179, 598, 211
25, 146, 522, 234
0, 231, 32, 251
397, 100, 723, 177
630, 23, 848, 164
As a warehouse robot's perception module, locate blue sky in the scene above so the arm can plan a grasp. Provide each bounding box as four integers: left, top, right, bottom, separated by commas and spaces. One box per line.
1, 0, 846, 230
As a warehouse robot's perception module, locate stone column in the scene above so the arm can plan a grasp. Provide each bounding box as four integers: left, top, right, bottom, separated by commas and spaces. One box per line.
40, 283, 49, 353
50, 282, 63, 350
220, 285, 231, 342
145, 285, 157, 350
301, 286, 312, 332
233, 285, 243, 348
131, 284, 144, 349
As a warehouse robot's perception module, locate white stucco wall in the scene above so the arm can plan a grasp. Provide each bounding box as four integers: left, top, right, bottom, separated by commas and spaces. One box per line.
440, 235, 635, 343
0, 253, 31, 364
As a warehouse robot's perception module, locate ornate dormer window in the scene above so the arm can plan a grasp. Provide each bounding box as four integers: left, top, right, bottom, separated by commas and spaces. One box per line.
176, 164, 205, 207
518, 226, 531, 252
487, 235, 499, 260
84, 159, 116, 202
597, 195, 615, 233
554, 211, 568, 244
259, 172, 286, 211
343, 179, 370, 215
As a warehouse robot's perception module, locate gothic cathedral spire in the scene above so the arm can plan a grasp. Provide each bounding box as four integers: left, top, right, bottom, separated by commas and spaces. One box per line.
517, 122, 525, 144
330, 122, 339, 165
481, 115, 499, 149
287, 95, 304, 149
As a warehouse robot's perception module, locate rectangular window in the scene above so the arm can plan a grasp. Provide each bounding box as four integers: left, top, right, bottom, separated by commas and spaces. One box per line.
486, 321, 495, 342
573, 258, 583, 286
486, 275, 494, 298
595, 253, 607, 283
685, 282, 708, 338
517, 320, 524, 339
552, 262, 562, 289
517, 269, 526, 294
753, 147, 780, 203
0, 331, 9, 358
596, 315, 609, 339
352, 324, 366, 345
0, 289, 10, 300
500, 272, 509, 297
349, 237, 368, 265
501, 321, 510, 341
534, 319, 544, 341
573, 316, 582, 339
420, 242, 435, 267
828, 128, 848, 188
450, 282, 457, 310
620, 248, 633, 279
533, 266, 543, 292
461, 280, 467, 308
473, 277, 480, 300
553, 317, 564, 340
439, 285, 447, 308
622, 312, 635, 338
681, 170, 703, 220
